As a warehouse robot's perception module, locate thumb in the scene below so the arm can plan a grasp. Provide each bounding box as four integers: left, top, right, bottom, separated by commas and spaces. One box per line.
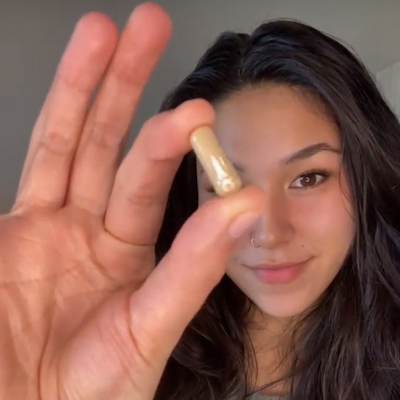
128, 185, 264, 397
60, 185, 264, 400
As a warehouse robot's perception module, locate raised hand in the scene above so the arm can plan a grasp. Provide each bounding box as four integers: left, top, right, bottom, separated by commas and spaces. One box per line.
0, 3, 264, 400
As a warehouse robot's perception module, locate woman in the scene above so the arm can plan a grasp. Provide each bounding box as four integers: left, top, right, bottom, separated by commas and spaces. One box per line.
154, 19, 400, 400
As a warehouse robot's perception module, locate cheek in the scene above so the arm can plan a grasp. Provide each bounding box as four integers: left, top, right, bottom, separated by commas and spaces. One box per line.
290, 187, 354, 249
228, 234, 250, 263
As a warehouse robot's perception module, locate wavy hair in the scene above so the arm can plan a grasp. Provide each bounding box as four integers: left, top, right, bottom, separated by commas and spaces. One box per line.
153, 20, 400, 400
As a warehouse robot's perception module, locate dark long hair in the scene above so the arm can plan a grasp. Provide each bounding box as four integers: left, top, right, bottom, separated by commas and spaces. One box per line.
153, 20, 400, 400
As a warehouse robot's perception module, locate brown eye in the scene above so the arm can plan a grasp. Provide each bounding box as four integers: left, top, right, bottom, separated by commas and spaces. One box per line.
290, 170, 330, 189
300, 174, 317, 187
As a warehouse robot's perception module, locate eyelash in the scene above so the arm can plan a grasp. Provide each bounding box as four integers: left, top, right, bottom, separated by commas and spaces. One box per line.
290, 168, 331, 190
204, 168, 331, 193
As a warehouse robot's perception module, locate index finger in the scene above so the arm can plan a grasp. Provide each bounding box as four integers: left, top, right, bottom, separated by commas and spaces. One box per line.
104, 99, 216, 246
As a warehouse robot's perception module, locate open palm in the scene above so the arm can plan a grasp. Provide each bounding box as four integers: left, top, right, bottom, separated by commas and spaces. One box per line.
0, 3, 263, 400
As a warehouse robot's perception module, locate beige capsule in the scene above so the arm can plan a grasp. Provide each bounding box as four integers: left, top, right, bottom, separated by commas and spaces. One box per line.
190, 126, 243, 197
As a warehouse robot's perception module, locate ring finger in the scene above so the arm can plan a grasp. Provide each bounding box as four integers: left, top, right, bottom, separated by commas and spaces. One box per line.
14, 13, 118, 210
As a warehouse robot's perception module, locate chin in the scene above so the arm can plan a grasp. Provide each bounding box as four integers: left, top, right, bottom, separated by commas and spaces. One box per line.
252, 297, 311, 319
236, 284, 318, 320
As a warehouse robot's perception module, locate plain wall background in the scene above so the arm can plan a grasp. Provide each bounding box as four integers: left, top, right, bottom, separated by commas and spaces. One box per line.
1, 0, 400, 212
377, 60, 400, 119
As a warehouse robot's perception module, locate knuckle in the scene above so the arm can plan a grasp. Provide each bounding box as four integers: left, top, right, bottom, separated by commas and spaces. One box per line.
91, 119, 127, 150
116, 176, 157, 210
39, 130, 75, 155
56, 70, 93, 97
110, 57, 150, 87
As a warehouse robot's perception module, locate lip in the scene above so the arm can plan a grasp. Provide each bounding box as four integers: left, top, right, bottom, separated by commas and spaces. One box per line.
246, 259, 310, 284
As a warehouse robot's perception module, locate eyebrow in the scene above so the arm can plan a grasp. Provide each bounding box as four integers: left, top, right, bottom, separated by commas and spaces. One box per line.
283, 142, 340, 165
198, 142, 340, 175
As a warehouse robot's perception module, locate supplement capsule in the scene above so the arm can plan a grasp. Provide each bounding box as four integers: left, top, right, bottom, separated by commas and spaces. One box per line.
190, 126, 242, 197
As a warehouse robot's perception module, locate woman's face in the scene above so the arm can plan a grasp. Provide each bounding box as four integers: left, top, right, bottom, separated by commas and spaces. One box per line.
197, 85, 355, 318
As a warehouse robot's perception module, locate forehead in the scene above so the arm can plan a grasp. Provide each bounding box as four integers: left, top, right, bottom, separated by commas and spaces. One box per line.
212, 85, 339, 167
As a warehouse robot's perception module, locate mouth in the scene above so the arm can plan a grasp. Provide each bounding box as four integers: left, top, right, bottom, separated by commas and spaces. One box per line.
246, 259, 311, 285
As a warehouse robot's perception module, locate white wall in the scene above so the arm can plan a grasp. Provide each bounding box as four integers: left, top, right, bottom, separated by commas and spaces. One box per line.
376, 60, 400, 119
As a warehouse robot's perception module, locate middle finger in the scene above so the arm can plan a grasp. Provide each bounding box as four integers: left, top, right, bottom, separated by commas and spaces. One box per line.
67, 3, 171, 214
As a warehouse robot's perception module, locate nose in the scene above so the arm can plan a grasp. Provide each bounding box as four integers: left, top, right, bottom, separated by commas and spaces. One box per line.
250, 190, 293, 249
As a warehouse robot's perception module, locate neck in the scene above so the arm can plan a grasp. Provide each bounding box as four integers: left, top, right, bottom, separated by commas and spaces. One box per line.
247, 309, 295, 396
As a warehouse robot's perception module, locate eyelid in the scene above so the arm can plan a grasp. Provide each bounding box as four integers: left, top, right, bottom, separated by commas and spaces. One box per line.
203, 168, 332, 193
289, 168, 331, 189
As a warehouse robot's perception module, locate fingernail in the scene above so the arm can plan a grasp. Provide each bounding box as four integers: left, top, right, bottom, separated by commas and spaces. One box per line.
229, 212, 261, 238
